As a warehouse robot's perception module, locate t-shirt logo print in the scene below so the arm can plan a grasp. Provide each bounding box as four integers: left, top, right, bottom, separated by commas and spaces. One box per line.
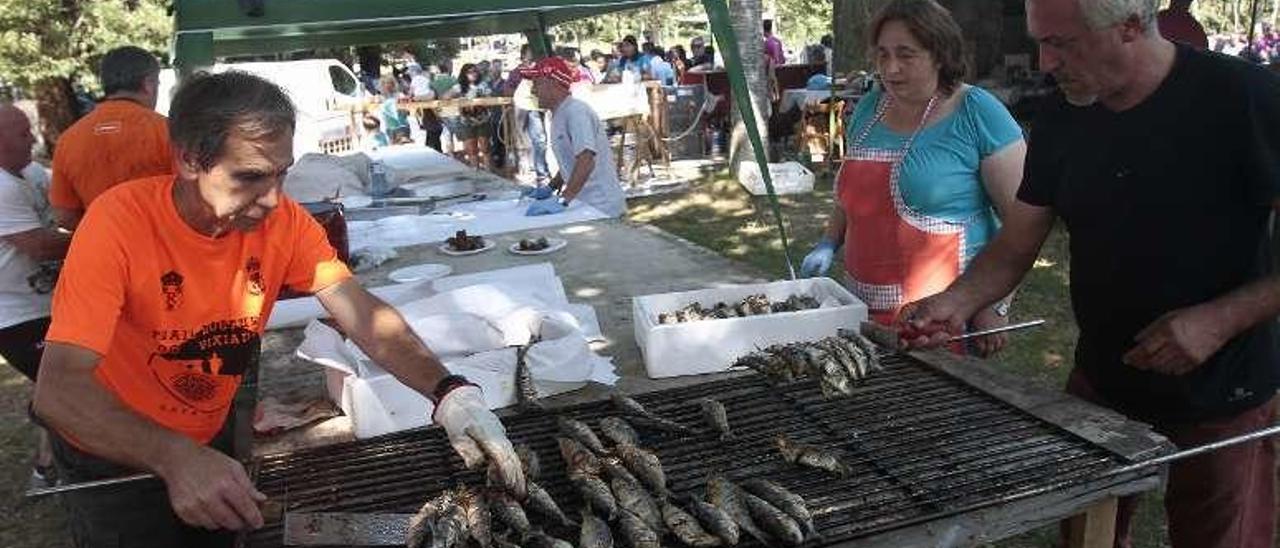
148, 318, 260, 413
245, 257, 264, 296
161, 270, 184, 310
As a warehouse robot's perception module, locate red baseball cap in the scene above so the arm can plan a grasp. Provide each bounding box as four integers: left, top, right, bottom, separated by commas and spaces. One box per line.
517, 57, 577, 89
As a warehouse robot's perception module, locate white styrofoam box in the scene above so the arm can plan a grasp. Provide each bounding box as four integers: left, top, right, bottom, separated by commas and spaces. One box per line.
737, 161, 816, 196
632, 278, 868, 379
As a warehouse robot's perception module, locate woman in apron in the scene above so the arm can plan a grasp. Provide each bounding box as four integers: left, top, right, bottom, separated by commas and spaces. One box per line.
799, 0, 1026, 356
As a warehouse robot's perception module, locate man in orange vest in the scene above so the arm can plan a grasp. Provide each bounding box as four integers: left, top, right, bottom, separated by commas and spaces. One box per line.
49, 46, 172, 230
33, 72, 525, 547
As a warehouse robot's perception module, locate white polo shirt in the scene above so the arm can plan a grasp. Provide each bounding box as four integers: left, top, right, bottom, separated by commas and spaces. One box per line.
0, 164, 55, 329
548, 97, 627, 218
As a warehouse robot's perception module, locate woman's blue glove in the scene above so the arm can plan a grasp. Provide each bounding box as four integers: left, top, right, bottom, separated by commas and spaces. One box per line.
520, 185, 554, 200
799, 237, 838, 277
525, 198, 567, 216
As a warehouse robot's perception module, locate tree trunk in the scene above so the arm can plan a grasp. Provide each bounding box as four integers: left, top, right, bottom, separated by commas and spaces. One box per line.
727, 0, 771, 169
34, 77, 78, 157
1234, 0, 1242, 34
832, 0, 892, 77
1272, 0, 1278, 28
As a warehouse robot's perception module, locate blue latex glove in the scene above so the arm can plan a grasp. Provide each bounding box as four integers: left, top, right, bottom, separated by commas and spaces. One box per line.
520, 185, 554, 200
799, 237, 838, 277
525, 198, 567, 216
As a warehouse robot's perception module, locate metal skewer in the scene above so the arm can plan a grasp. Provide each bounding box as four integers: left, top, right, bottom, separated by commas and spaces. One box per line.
946, 319, 1047, 342
25, 472, 155, 498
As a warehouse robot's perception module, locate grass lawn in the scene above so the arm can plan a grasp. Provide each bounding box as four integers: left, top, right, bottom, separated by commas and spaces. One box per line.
629, 170, 1172, 547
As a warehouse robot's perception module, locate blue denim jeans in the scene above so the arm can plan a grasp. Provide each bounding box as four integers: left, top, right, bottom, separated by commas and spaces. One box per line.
524, 110, 549, 178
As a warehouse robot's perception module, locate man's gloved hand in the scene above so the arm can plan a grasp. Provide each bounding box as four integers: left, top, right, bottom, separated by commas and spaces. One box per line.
433, 385, 527, 498
525, 198, 567, 217
520, 185, 554, 200
799, 237, 838, 277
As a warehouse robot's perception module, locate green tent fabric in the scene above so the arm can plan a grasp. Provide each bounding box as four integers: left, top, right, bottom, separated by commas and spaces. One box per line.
172, 0, 795, 277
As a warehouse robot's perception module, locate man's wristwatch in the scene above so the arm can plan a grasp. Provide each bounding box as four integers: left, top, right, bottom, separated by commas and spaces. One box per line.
993, 300, 1011, 318
429, 374, 476, 404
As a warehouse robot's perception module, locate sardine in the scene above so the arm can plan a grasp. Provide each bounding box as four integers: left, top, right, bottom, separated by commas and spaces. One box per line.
706, 475, 770, 547
806, 346, 852, 398
487, 489, 531, 539
699, 398, 732, 441
775, 435, 852, 478
431, 501, 470, 548
525, 531, 574, 548
515, 340, 543, 410
616, 510, 661, 548
525, 480, 573, 527
615, 443, 668, 497
559, 416, 608, 455
599, 416, 641, 447
406, 495, 443, 548
458, 487, 493, 548
662, 501, 723, 547
610, 393, 697, 436
741, 492, 804, 547
839, 329, 882, 372
579, 510, 614, 548
740, 479, 816, 540
559, 437, 601, 478
600, 456, 640, 485
515, 444, 541, 482
492, 535, 522, 548
819, 338, 861, 383
611, 474, 665, 533
688, 499, 740, 547
574, 474, 618, 520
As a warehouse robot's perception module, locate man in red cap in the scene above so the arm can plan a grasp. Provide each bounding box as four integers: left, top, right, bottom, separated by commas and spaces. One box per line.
518, 56, 626, 218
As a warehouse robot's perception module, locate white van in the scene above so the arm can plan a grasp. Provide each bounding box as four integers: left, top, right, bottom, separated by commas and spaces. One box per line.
157, 59, 367, 157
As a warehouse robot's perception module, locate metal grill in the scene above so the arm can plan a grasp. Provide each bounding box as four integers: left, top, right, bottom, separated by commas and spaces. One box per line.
242, 353, 1143, 547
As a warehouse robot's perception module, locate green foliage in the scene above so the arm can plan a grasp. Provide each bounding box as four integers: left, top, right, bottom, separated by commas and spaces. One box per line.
406, 39, 464, 66
770, 0, 832, 49
0, 0, 171, 92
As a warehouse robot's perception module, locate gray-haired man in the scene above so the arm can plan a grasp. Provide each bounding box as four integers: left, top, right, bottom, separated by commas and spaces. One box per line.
900, 0, 1280, 546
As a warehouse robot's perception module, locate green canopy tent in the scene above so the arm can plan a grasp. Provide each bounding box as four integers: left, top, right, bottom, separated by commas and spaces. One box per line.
172, 0, 797, 277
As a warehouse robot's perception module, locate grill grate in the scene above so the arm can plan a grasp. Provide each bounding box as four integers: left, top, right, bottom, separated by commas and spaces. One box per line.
242, 353, 1137, 547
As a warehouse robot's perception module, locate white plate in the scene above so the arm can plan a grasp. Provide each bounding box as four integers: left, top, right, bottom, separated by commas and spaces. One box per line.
337, 195, 373, 209
387, 263, 452, 284
508, 238, 568, 256
438, 239, 496, 256
421, 211, 476, 223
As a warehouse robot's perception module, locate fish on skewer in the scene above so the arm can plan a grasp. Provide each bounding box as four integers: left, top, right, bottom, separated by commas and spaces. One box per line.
515, 339, 543, 410
525, 481, 574, 527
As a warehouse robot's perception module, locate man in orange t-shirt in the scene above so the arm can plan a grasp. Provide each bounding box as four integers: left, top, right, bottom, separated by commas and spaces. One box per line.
33, 72, 525, 547
49, 46, 172, 230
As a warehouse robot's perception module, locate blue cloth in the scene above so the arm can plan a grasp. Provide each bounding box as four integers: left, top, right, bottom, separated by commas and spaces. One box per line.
617, 55, 651, 77
650, 58, 676, 85
524, 110, 549, 178
806, 74, 832, 90
380, 98, 409, 132
525, 198, 566, 216
844, 85, 1023, 265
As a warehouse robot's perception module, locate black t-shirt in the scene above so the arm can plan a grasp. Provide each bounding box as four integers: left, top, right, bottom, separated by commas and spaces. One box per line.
1018, 44, 1280, 424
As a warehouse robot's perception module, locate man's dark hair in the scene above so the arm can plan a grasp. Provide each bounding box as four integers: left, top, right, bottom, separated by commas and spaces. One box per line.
821, 34, 834, 48
168, 71, 296, 172
763, 19, 774, 34
99, 46, 160, 97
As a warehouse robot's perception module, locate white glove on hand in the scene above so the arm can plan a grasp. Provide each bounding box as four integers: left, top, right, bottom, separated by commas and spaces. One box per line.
433, 385, 527, 498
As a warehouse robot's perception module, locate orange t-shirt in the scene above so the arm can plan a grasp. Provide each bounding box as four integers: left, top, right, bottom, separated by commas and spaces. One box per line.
50, 99, 173, 210
46, 175, 352, 444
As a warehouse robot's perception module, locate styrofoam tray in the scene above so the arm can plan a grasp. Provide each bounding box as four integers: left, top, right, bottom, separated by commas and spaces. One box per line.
632, 277, 868, 378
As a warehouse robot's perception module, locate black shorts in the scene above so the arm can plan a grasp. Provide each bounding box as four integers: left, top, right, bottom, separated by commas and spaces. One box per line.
0, 316, 50, 381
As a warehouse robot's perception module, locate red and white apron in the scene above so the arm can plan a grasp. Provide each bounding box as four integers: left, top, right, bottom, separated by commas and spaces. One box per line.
836, 95, 970, 325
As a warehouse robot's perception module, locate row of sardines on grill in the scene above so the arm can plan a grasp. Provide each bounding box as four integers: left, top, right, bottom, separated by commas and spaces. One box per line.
732, 329, 883, 399
406, 393, 853, 548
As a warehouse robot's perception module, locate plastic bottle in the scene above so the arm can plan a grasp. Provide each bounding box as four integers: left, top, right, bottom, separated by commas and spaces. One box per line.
369, 160, 388, 198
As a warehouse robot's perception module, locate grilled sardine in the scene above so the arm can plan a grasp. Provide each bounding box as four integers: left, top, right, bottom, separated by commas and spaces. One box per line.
740, 479, 816, 540
699, 398, 732, 440
610, 393, 697, 436
599, 416, 641, 447
741, 491, 804, 547
615, 443, 668, 497
688, 499, 740, 547
611, 474, 664, 533
662, 501, 723, 547
579, 511, 614, 548
574, 474, 618, 520
487, 489, 531, 539
559, 416, 608, 455
616, 510, 661, 548
525, 480, 573, 527
775, 435, 852, 478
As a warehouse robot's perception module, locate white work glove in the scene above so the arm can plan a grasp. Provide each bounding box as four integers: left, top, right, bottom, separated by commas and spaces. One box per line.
433, 384, 527, 498
799, 237, 838, 277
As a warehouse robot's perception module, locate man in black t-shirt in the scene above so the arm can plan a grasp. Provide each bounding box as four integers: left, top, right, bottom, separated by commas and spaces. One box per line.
898, 0, 1280, 547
